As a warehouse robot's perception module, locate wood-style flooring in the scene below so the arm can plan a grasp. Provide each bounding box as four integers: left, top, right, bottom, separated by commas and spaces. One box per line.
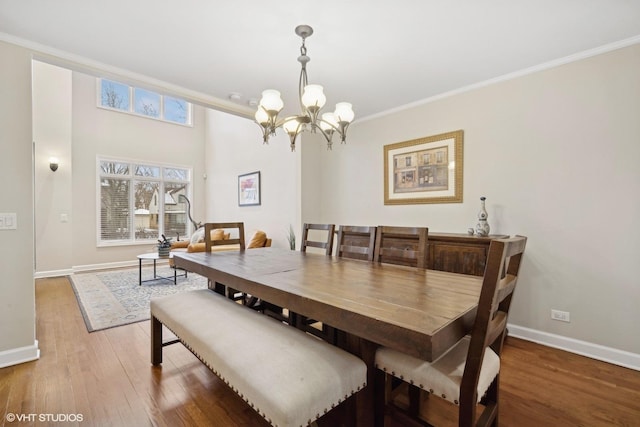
0, 276, 638, 426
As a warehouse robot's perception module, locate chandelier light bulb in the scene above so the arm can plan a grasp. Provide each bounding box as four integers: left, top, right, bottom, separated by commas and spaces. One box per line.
255, 108, 269, 125
334, 102, 355, 123
320, 112, 338, 131
301, 84, 326, 110
282, 118, 300, 135
259, 89, 284, 112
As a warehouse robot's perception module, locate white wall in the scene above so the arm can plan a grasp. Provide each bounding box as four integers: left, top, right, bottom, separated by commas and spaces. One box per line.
320, 44, 640, 359
205, 109, 299, 248
30, 67, 208, 274
69, 71, 207, 268
33, 61, 73, 274
0, 41, 39, 366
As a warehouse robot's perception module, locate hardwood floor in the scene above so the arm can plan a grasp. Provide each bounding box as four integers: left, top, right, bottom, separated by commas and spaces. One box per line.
1, 276, 638, 426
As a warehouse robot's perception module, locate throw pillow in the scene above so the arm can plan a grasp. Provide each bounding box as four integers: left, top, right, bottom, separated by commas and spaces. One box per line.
248, 230, 267, 248
190, 227, 205, 245
211, 229, 225, 241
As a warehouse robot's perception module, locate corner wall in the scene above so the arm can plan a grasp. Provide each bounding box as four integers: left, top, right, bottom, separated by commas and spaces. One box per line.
204, 109, 300, 247
0, 41, 39, 367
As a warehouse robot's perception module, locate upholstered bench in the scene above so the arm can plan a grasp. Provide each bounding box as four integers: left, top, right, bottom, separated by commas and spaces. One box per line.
150, 289, 367, 427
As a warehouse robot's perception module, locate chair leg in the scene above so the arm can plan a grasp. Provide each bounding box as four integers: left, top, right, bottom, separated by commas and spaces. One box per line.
408, 384, 421, 416
477, 376, 499, 427
374, 369, 388, 427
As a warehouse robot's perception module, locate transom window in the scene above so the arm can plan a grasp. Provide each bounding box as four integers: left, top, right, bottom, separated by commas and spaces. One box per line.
98, 78, 192, 126
97, 158, 192, 246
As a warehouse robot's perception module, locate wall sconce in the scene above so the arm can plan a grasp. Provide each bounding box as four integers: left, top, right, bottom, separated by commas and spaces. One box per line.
49, 157, 59, 172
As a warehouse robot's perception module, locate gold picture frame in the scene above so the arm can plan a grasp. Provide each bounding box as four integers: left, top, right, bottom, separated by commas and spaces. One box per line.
384, 130, 463, 204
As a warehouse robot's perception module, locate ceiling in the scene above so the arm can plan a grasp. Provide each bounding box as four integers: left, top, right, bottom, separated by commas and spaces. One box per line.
1, 0, 640, 120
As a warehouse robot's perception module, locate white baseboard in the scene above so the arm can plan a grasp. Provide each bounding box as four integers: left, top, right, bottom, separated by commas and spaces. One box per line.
35, 260, 143, 278
0, 340, 40, 368
507, 323, 640, 371
34, 268, 74, 279
72, 260, 139, 273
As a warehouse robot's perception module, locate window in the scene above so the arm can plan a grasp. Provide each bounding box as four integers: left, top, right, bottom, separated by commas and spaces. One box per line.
134, 88, 161, 118
98, 158, 191, 246
98, 79, 192, 125
100, 80, 129, 111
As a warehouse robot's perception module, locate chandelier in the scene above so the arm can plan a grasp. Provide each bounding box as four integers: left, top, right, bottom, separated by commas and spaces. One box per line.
255, 25, 355, 151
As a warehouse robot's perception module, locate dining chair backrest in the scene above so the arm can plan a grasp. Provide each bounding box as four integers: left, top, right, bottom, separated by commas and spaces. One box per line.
336, 225, 377, 261
459, 235, 527, 420
373, 226, 428, 268
301, 223, 335, 256
204, 222, 246, 252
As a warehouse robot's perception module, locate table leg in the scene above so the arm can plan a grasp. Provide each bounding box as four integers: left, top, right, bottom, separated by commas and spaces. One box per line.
139, 259, 142, 286
173, 265, 177, 284
339, 333, 376, 427
153, 259, 157, 279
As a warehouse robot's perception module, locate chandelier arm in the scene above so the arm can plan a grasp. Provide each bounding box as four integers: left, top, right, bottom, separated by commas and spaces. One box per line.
287, 122, 304, 152
317, 117, 348, 142
309, 122, 335, 150
256, 122, 270, 144
338, 122, 351, 143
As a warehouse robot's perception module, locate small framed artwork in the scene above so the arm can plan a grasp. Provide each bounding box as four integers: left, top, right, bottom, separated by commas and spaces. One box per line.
384, 130, 463, 204
238, 171, 261, 206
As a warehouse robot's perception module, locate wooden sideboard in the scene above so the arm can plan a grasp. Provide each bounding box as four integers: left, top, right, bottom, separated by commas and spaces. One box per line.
428, 233, 509, 276
334, 229, 508, 276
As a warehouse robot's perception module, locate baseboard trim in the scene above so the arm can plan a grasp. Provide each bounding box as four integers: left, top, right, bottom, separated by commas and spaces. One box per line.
72, 260, 139, 273
34, 268, 74, 279
507, 323, 640, 371
35, 261, 143, 278
0, 340, 40, 368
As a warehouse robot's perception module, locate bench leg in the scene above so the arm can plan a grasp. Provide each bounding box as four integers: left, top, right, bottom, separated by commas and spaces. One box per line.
151, 315, 163, 365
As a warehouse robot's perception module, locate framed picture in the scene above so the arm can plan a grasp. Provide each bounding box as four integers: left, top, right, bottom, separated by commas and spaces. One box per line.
238, 171, 261, 206
384, 130, 463, 204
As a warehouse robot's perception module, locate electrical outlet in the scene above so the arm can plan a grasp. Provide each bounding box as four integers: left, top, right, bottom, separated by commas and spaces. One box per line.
551, 309, 570, 322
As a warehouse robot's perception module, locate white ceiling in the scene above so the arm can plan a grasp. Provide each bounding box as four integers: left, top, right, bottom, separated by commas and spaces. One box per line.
1, 0, 640, 120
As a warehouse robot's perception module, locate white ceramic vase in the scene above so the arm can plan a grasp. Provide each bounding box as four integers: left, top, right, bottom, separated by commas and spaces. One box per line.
475, 196, 491, 237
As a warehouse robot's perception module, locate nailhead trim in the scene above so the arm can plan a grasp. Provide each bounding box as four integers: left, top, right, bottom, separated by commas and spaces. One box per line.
155, 319, 366, 426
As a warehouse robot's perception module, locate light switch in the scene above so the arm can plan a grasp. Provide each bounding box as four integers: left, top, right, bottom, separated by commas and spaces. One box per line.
60, 213, 69, 223
0, 213, 17, 230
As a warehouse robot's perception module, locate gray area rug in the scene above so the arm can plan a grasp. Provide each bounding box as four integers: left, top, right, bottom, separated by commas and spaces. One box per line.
70, 266, 207, 332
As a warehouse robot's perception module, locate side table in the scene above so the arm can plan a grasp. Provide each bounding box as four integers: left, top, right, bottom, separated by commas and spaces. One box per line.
137, 253, 187, 286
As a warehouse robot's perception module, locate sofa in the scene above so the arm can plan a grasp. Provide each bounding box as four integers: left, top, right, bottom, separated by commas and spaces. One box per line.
169, 228, 271, 266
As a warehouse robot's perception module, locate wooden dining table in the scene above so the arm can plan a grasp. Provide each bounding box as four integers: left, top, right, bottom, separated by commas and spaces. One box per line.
173, 247, 483, 426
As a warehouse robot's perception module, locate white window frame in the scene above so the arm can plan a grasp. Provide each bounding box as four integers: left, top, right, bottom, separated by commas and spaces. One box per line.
96, 156, 193, 247
97, 78, 193, 126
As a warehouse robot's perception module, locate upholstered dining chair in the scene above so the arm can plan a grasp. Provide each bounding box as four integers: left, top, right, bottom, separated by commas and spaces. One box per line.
373, 226, 429, 268
290, 223, 337, 342
374, 236, 527, 427
336, 225, 377, 261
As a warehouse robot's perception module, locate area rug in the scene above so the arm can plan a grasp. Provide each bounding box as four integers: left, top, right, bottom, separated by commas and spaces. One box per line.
70, 266, 207, 332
